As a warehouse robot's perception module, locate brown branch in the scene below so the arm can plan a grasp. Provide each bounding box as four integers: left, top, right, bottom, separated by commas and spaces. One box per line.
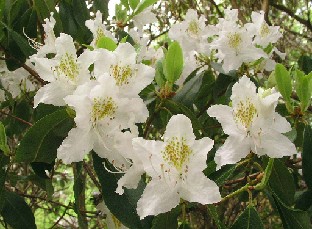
230, 0, 246, 23
261, 0, 270, 24
271, 3, 312, 31
50, 202, 71, 229
284, 27, 312, 42
0, 110, 32, 126
83, 161, 101, 191
224, 172, 261, 186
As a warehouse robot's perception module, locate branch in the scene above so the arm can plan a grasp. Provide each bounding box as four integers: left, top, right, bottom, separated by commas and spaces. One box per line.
261, 0, 270, 24
271, 3, 312, 31
0, 110, 32, 126
83, 161, 101, 191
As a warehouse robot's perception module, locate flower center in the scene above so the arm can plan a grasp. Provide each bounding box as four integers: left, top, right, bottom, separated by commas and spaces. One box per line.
234, 98, 258, 129
91, 97, 117, 125
187, 20, 200, 38
228, 32, 242, 49
55, 53, 79, 82
259, 23, 270, 38
109, 64, 133, 86
95, 28, 105, 44
162, 137, 192, 171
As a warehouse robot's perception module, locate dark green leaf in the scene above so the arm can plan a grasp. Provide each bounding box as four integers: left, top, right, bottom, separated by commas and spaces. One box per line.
155, 60, 166, 87
93, 153, 152, 229
1, 191, 36, 229
151, 206, 180, 229
0, 168, 6, 211
73, 162, 88, 229
213, 73, 236, 100
273, 195, 312, 229
302, 125, 312, 189
295, 190, 312, 211
298, 56, 312, 74
230, 206, 264, 229
93, 0, 109, 20
31, 162, 54, 179
15, 109, 70, 163
207, 204, 226, 229
33, 0, 54, 22
163, 41, 183, 83
208, 164, 236, 186
269, 159, 295, 206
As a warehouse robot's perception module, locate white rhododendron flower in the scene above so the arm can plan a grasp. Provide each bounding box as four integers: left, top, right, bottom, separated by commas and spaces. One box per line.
246, 11, 282, 47
96, 201, 128, 229
85, 10, 116, 47
133, 114, 221, 219
94, 43, 155, 98
207, 76, 296, 169
57, 76, 148, 168
169, 9, 213, 54
0, 64, 36, 98
33, 33, 94, 107
210, 25, 266, 73
132, 6, 157, 33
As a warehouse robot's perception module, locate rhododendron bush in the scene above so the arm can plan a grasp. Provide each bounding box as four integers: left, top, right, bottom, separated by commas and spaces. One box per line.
0, 0, 312, 228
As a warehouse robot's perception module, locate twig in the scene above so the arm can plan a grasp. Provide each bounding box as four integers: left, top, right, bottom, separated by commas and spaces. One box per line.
83, 161, 101, 190
50, 202, 71, 229
0, 110, 32, 126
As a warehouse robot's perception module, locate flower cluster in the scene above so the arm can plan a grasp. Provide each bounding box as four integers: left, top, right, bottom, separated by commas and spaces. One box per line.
1, 7, 297, 220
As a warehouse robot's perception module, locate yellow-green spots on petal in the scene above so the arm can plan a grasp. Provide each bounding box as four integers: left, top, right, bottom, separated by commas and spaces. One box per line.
110, 64, 133, 86
91, 97, 117, 125
55, 53, 79, 82
234, 98, 257, 129
228, 32, 242, 49
260, 23, 270, 38
187, 20, 200, 38
95, 28, 105, 44
162, 137, 192, 171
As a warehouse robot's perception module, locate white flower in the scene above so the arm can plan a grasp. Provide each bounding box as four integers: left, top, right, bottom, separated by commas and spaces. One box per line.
33, 33, 94, 107
0, 64, 36, 98
207, 76, 296, 170
246, 11, 282, 47
85, 11, 116, 47
93, 43, 155, 98
132, 6, 157, 33
210, 25, 266, 73
57, 76, 148, 167
169, 9, 213, 54
133, 114, 221, 219
96, 201, 128, 229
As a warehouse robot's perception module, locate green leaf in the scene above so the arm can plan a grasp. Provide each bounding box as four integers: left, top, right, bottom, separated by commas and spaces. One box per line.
230, 206, 264, 229
93, 0, 109, 20
96, 36, 117, 51
269, 159, 295, 206
0, 122, 10, 155
207, 205, 226, 229
302, 125, 312, 189
129, 0, 140, 10
155, 60, 166, 87
295, 190, 312, 211
295, 70, 312, 111
1, 191, 36, 229
213, 73, 236, 100
120, 0, 130, 10
73, 162, 88, 229
298, 55, 312, 74
173, 71, 204, 108
151, 206, 180, 229
274, 64, 293, 111
92, 153, 152, 229
133, 0, 157, 16
273, 195, 312, 229
15, 109, 70, 163
163, 41, 183, 83
208, 164, 236, 186
0, 167, 6, 211
33, 0, 55, 22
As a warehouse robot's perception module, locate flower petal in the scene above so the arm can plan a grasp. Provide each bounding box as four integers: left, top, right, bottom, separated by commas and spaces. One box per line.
116, 163, 144, 195
136, 179, 180, 219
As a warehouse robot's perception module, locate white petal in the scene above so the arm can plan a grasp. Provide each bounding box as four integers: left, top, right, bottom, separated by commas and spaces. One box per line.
215, 135, 251, 170
272, 112, 291, 133
34, 82, 69, 107
207, 105, 240, 136
164, 114, 195, 145
136, 179, 180, 219
180, 173, 221, 204
57, 128, 93, 164
116, 163, 144, 195
256, 130, 297, 157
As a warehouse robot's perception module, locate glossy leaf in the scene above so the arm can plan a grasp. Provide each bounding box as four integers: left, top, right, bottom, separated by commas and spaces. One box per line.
151, 206, 180, 229
275, 64, 293, 111
163, 41, 183, 83
230, 206, 264, 229
209, 164, 236, 186
15, 109, 70, 163
0, 122, 9, 155
302, 125, 312, 189
295, 70, 312, 111
1, 191, 37, 229
96, 36, 117, 51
